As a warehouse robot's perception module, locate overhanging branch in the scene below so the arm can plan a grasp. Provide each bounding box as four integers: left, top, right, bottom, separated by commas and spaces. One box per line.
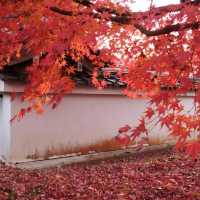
50, 0, 200, 36
134, 21, 200, 36
50, 7, 74, 16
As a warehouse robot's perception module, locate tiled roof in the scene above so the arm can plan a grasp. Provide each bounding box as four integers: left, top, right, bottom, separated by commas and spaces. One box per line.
0, 55, 125, 87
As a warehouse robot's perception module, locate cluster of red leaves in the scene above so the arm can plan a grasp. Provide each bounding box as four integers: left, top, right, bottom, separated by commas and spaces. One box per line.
0, 149, 199, 200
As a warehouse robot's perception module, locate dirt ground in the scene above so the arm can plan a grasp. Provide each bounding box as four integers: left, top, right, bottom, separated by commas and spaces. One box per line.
0, 148, 200, 200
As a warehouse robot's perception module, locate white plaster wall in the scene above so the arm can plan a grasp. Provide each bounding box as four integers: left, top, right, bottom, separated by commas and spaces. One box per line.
0, 94, 11, 161
10, 91, 148, 162
6, 86, 194, 162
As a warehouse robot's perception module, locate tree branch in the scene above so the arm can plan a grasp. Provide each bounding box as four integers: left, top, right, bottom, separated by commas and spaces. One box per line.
50, 7, 74, 16
50, 0, 200, 36
134, 21, 200, 36
73, 0, 92, 7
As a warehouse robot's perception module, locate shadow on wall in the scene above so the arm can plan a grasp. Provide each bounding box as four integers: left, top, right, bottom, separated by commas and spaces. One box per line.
26, 136, 171, 160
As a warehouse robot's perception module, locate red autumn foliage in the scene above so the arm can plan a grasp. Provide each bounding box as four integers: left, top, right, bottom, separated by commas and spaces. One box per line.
0, 149, 200, 199
115, 133, 130, 146
118, 125, 131, 134
1, 0, 200, 157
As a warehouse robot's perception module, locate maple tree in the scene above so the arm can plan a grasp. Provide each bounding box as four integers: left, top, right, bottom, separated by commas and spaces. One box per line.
1, 0, 200, 157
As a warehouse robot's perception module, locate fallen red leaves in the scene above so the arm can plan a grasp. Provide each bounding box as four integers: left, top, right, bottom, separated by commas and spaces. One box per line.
0, 149, 200, 200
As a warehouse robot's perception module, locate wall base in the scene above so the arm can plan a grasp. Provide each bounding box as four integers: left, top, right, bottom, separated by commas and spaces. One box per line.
13, 143, 173, 169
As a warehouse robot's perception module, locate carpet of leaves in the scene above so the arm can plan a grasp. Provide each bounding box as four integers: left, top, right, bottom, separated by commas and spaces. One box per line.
0, 149, 200, 200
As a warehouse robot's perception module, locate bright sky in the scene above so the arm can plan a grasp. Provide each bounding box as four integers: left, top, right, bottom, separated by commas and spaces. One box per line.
126, 0, 180, 11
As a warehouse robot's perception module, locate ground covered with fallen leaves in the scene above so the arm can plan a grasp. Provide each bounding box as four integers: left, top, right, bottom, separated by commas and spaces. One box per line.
0, 149, 200, 200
